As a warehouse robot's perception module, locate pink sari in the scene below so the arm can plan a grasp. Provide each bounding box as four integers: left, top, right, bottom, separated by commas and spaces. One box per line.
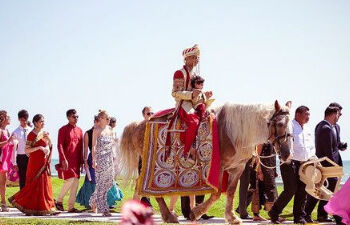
325, 177, 350, 225
0, 132, 19, 182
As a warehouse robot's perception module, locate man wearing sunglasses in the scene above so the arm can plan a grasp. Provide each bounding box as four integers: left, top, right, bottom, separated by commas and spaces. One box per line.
142, 106, 154, 121
56, 109, 83, 213
133, 106, 154, 208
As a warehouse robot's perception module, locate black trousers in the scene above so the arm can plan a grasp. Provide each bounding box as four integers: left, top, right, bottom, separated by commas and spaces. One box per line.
181, 195, 205, 218
305, 177, 343, 223
270, 160, 307, 221
138, 157, 152, 208
16, 154, 29, 189
236, 158, 253, 217
261, 164, 278, 203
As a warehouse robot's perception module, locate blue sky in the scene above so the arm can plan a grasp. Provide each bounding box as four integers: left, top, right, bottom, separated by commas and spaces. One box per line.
1, 1, 349, 160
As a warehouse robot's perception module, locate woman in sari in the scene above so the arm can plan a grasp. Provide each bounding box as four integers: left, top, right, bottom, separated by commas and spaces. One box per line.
0, 110, 15, 212
9, 114, 58, 216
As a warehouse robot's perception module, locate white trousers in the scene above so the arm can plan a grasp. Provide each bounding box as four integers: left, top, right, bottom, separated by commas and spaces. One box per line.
57, 177, 79, 210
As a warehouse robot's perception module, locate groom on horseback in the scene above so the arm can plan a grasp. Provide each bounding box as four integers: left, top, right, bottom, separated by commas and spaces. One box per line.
170, 44, 215, 220
170, 44, 213, 157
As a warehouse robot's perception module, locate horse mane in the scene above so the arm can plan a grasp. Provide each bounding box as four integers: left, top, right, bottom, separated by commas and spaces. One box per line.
216, 103, 277, 152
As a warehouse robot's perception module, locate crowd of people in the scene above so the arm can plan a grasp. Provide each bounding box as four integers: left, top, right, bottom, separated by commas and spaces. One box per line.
0, 109, 123, 216
1, 44, 350, 225
235, 103, 349, 225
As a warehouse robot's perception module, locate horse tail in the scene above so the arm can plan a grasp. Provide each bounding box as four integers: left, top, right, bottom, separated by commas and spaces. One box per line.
119, 121, 141, 184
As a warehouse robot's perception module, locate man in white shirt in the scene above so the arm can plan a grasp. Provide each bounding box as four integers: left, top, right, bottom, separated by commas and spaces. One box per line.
269, 106, 315, 224
11, 110, 31, 189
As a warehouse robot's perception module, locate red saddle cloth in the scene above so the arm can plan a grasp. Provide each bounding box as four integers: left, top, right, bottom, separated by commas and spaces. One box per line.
138, 112, 227, 196
152, 108, 175, 119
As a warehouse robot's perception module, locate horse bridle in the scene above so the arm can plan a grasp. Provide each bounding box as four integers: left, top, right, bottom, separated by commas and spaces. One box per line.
266, 110, 293, 163
255, 110, 293, 170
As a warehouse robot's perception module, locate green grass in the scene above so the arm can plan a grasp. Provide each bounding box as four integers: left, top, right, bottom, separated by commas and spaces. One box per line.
1, 177, 318, 224
0, 218, 114, 225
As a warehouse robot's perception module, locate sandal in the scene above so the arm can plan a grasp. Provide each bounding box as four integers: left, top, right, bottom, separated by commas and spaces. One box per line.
54, 200, 64, 211
103, 211, 112, 217
50, 211, 61, 215
253, 215, 267, 221
1, 204, 9, 212
67, 208, 82, 213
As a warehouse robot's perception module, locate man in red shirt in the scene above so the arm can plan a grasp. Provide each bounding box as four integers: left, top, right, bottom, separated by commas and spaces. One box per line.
55, 109, 83, 213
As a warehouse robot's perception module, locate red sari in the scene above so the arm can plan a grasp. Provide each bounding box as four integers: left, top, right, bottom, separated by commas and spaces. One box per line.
9, 131, 56, 215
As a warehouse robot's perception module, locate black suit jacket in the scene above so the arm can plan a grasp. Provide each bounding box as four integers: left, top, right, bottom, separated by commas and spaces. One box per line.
315, 120, 343, 167
335, 123, 341, 144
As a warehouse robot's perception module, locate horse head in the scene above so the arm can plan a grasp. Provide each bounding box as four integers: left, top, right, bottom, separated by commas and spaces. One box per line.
267, 100, 293, 162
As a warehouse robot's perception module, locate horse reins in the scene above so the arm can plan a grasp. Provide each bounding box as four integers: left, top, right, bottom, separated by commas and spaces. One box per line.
257, 110, 293, 169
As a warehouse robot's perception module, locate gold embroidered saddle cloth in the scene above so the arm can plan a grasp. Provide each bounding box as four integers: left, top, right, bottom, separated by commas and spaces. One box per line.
137, 115, 217, 197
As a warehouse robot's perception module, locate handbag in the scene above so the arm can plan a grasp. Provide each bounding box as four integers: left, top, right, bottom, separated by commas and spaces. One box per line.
55, 163, 65, 180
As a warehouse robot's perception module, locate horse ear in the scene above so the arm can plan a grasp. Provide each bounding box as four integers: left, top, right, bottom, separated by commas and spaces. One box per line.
274, 100, 281, 111
285, 101, 292, 109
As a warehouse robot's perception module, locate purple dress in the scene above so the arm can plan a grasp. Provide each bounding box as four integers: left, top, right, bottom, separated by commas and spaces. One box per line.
325, 177, 350, 225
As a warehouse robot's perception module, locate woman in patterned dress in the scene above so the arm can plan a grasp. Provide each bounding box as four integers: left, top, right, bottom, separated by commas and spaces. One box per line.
76, 115, 122, 210
89, 110, 117, 216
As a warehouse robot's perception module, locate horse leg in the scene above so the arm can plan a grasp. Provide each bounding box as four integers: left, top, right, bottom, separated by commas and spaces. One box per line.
189, 170, 224, 220
155, 197, 179, 223
225, 165, 245, 224
189, 191, 221, 221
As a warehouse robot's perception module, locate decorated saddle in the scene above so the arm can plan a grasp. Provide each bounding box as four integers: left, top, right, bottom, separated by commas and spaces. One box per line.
137, 111, 223, 197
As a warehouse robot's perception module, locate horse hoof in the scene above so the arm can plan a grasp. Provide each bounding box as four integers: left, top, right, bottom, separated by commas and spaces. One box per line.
227, 217, 242, 224
165, 212, 179, 223
226, 213, 242, 225
189, 211, 196, 221
189, 207, 202, 221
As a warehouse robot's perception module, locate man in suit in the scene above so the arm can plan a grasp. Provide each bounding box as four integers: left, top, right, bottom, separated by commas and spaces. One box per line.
329, 102, 347, 152
305, 106, 346, 224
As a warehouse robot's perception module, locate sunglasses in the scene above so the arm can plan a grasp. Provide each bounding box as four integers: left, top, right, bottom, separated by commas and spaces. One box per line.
147, 112, 154, 116
72, 115, 79, 119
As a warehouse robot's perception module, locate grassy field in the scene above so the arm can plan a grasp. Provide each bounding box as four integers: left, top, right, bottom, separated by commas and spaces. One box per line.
0, 177, 317, 224
0, 218, 114, 225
